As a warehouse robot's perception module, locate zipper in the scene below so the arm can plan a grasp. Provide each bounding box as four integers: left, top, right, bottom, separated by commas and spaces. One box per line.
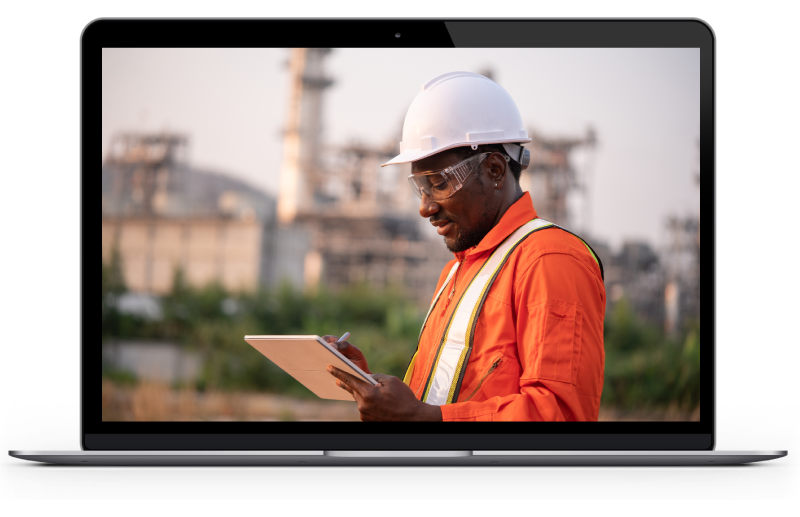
464, 356, 503, 402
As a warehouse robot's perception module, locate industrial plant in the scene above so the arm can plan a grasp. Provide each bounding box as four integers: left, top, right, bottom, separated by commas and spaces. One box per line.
101, 47, 699, 332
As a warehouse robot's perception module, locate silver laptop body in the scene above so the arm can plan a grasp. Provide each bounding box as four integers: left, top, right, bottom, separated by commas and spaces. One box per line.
9, 19, 788, 466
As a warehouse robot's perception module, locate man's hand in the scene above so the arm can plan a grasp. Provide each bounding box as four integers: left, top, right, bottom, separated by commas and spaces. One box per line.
321, 335, 371, 374
326, 366, 443, 422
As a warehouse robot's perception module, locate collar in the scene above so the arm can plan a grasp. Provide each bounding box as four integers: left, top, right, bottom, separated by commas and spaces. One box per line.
453, 191, 538, 261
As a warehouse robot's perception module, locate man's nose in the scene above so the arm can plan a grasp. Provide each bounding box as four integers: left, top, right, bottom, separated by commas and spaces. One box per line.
418, 192, 440, 218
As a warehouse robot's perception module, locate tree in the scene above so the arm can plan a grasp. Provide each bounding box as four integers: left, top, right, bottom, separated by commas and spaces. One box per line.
102, 240, 127, 339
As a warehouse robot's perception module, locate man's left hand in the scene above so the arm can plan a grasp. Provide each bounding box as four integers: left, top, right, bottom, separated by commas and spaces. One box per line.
326, 366, 442, 422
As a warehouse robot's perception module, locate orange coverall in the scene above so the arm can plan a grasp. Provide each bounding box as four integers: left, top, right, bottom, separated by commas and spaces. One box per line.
405, 192, 606, 421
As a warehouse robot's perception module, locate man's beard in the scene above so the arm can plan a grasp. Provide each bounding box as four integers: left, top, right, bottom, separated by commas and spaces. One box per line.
444, 206, 495, 253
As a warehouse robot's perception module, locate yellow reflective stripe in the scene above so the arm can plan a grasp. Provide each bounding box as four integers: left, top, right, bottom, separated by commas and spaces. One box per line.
445, 239, 521, 404
402, 351, 417, 385
423, 218, 555, 406
404, 261, 459, 387
581, 241, 599, 266
446, 347, 471, 404
422, 262, 482, 402
417, 262, 459, 341
421, 345, 445, 402
447, 221, 556, 403
419, 217, 600, 405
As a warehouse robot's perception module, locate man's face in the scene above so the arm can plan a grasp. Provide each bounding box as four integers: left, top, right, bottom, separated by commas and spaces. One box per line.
412, 150, 506, 253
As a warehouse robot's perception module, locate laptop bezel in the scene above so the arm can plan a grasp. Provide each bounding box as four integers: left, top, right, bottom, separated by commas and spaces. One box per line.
88, 18, 715, 451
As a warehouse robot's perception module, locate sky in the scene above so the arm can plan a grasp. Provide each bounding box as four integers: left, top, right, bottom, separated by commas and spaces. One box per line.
102, 47, 700, 250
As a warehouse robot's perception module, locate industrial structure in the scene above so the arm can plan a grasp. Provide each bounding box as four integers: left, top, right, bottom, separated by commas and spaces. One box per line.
592, 150, 700, 333
601, 240, 666, 328
663, 216, 701, 334
275, 49, 607, 307
101, 48, 699, 328
100, 49, 610, 309
274, 48, 453, 306
101, 133, 307, 294
663, 154, 701, 335
277, 48, 333, 224
521, 127, 597, 232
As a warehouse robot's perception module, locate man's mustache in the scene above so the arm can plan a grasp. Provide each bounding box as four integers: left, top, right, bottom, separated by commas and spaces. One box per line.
429, 215, 452, 223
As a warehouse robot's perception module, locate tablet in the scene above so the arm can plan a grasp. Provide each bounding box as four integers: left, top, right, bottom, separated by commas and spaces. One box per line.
244, 335, 378, 401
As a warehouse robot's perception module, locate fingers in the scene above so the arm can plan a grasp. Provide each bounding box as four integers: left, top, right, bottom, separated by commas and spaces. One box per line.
321, 335, 339, 347
322, 335, 354, 353
370, 373, 391, 385
336, 379, 355, 395
327, 365, 353, 394
327, 365, 365, 395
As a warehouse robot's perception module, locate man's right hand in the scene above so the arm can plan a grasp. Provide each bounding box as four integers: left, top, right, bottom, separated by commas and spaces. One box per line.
321, 335, 372, 374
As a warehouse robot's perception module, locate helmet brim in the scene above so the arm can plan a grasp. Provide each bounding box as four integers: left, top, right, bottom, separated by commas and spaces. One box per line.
380, 138, 532, 167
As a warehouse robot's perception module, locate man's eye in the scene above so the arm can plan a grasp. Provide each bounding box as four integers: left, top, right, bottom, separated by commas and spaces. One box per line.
430, 180, 447, 190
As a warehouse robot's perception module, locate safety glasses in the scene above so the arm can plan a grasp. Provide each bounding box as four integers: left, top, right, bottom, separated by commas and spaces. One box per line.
407, 152, 490, 201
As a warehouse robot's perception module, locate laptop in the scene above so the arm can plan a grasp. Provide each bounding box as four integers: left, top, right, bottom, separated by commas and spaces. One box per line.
10, 18, 786, 466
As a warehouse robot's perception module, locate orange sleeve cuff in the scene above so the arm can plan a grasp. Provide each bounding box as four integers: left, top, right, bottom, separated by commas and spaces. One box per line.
438, 402, 495, 422
440, 403, 456, 422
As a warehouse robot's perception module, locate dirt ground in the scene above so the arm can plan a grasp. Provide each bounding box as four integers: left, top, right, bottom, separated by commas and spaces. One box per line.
102, 379, 698, 422
597, 405, 700, 422
102, 379, 361, 421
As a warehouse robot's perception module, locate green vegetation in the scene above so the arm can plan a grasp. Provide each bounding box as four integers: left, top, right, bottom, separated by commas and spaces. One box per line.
102, 258, 700, 413
601, 298, 700, 413
101, 366, 138, 387
102, 263, 422, 398
101, 243, 128, 341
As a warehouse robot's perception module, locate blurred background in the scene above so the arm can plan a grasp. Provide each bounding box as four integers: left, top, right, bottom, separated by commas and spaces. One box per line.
101, 48, 700, 421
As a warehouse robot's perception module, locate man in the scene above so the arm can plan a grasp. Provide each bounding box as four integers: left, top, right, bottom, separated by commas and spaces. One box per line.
325, 71, 605, 421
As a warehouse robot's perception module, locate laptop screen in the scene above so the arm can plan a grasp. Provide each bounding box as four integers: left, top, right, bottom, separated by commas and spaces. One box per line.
91, 20, 713, 449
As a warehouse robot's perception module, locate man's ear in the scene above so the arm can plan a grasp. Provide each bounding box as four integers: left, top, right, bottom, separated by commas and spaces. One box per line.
486, 152, 508, 188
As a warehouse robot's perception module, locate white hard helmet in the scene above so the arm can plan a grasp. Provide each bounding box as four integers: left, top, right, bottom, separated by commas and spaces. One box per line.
381, 71, 531, 169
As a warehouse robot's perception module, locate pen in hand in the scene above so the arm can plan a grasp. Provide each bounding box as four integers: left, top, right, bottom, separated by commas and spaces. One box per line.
329, 331, 373, 377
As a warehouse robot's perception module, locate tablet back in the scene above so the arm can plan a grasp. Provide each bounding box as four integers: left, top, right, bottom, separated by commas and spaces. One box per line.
245, 335, 378, 401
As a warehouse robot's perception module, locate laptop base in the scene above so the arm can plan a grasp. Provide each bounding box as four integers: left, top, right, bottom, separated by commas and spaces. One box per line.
9, 450, 787, 466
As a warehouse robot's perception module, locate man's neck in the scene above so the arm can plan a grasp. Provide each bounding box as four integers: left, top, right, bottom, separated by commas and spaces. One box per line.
491, 187, 524, 228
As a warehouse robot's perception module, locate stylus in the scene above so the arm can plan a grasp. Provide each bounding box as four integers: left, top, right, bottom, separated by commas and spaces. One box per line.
338, 332, 350, 342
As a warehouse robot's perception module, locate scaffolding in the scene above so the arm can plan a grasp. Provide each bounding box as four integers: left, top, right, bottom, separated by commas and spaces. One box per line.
275, 50, 606, 306
102, 133, 296, 294
104, 133, 189, 215
522, 127, 597, 231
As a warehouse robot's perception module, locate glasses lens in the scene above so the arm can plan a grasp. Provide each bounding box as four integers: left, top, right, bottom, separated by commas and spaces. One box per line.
408, 172, 452, 200
408, 175, 425, 199
407, 152, 489, 201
